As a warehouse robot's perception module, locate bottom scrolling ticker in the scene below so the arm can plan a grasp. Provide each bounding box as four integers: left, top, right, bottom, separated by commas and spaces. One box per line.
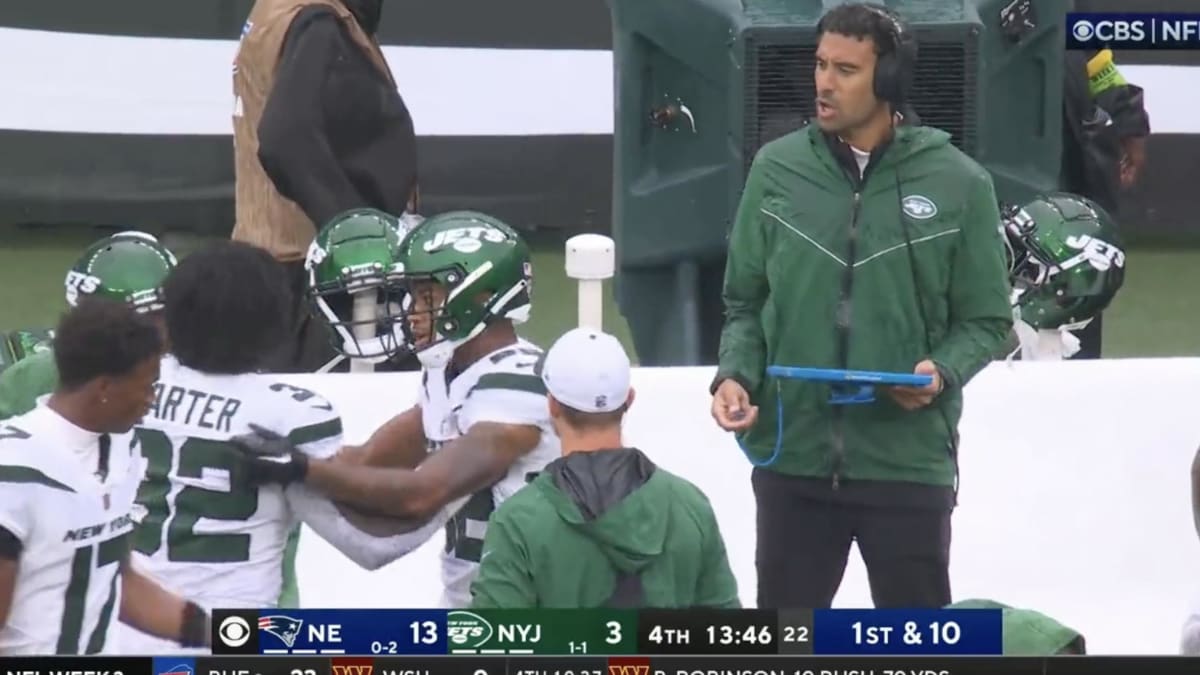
4, 655, 1200, 675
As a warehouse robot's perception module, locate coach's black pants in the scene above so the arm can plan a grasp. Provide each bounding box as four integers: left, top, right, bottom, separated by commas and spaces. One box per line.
1070, 313, 1103, 360
752, 467, 952, 609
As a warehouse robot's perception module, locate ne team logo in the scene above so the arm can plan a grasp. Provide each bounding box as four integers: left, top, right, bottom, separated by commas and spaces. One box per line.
259, 615, 305, 648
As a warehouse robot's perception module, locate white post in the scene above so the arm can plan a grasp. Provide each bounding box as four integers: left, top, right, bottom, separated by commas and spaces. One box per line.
349, 292, 377, 373
564, 234, 615, 330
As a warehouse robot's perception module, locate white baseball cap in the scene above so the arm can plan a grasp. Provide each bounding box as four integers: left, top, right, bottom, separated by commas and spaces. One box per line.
541, 327, 631, 413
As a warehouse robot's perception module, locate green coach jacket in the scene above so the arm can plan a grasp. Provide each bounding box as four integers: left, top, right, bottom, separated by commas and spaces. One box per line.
469, 448, 740, 609
948, 599, 1085, 655
0, 348, 57, 420
714, 123, 1012, 490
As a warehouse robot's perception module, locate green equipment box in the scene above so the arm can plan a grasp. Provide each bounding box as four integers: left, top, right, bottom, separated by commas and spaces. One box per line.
610, 0, 1068, 366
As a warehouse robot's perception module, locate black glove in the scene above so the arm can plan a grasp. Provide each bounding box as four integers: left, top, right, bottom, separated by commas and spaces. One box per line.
229, 424, 309, 485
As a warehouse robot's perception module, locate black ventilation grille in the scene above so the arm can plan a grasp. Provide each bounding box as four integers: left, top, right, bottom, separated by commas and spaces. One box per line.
742, 28, 979, 175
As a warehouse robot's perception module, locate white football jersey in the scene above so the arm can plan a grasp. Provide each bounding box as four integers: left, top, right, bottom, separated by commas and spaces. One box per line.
0, 405, 141, 655
420, 338, 561, 607
128, 356, 343, 610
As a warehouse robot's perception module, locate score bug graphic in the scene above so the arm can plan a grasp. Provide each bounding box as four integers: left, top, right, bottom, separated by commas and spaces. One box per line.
213, 608, 451, 655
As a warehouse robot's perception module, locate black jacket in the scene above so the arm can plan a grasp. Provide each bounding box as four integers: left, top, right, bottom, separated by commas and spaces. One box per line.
257, 0, 418, 229
1060, 49, 1150, 213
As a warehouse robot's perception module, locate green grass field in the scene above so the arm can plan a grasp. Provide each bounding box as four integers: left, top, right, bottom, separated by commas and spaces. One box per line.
1, 223, 1196, 360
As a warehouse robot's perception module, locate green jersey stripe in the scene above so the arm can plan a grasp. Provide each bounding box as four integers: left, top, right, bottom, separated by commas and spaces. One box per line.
471, 372, 546, 396
0, 465, 75, 492
288, 417, 343, 446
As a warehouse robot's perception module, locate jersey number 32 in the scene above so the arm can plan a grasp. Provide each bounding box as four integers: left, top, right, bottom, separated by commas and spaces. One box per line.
132, 429, 259, 562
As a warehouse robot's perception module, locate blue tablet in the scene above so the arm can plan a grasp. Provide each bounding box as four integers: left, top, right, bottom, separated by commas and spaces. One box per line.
767, 366, 933, 387
765, 366, 933, 405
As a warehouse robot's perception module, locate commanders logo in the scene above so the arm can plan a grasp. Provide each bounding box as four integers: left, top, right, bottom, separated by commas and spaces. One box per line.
446, 610, 493, 652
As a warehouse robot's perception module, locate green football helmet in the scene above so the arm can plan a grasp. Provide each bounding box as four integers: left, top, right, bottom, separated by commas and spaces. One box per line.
66, 231, 177, 313
392, 211, 533, 368
305, 208, 419, 361
1001, 193, 1126, 330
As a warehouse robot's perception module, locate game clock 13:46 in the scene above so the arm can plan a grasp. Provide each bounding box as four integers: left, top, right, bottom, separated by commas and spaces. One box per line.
706, 623, 773, 648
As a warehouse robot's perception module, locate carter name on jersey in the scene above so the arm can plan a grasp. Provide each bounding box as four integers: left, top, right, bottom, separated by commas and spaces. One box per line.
146, 382, 242, 433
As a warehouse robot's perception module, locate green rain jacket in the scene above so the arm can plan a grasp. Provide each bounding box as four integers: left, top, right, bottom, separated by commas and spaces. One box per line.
714, 123, 1013, 489
949, 599, 1086, 655
0, 349, 57, 420
469, 448, 740, 608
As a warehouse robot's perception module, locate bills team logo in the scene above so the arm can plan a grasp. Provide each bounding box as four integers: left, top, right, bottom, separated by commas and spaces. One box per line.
154, 660, 194, 675
259, 615, 305, 648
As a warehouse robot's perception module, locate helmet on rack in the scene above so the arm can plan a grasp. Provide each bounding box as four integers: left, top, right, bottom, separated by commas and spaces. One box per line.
390, 211, 532, 368
305, 208, 417, 362
66, 231, 178, 314
1001, 192, 1126, 330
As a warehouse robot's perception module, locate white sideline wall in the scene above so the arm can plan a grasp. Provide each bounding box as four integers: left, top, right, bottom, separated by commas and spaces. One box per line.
278, 358, 1200, 655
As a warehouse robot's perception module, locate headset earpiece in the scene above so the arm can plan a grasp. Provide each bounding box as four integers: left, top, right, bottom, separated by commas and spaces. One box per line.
863, 4, 917, 108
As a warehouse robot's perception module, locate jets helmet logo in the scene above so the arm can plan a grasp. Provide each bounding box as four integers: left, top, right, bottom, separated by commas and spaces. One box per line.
423, 226, 506, 254
259, 615, 304, 648
64, 271, 102, 305
1064, 234, 1125, 272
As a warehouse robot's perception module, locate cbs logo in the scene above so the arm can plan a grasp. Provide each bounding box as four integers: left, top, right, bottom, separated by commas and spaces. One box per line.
1071, 19, 1147, 42
218, 615, 253, 648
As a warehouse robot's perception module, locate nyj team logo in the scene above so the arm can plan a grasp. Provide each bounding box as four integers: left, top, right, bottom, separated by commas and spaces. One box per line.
447, 610, 494, 651
901, 195, 938, 220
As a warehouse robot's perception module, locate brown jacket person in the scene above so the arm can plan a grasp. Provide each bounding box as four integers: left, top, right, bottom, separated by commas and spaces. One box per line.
232, 0, 418, 372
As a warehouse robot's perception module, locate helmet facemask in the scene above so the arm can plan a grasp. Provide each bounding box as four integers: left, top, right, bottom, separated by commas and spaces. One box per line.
305, 208, 417, 363
393, 260, 531, 369
308, 261, 408, 363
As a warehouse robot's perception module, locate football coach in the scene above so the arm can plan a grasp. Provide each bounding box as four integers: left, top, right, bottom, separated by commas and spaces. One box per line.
709, 3, 1012, 609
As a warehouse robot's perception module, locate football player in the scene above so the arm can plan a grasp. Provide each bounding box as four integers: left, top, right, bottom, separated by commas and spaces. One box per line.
0, 232, 310, 612
0, 231, 176, 420
1001, 192, 1127, 361
305, 208, 422, 373
0, 300, 209, 654
120, 241, 453, 653
232, 211, 562, 607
